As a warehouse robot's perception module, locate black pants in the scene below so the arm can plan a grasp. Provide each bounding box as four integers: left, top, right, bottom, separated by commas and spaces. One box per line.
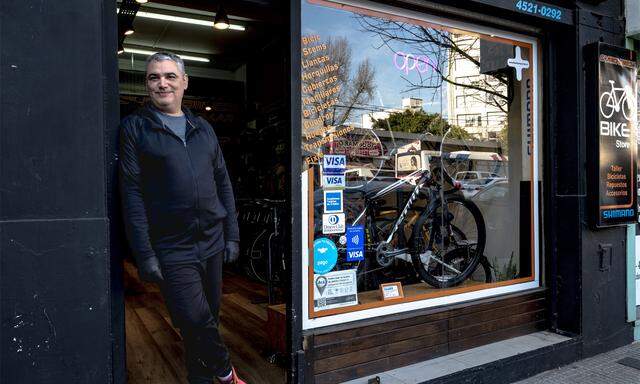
160, 252, 231, 384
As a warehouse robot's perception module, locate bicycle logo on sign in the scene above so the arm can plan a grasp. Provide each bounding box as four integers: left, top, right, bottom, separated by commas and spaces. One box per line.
599, 80, 635, 120
393, 51, 436, 75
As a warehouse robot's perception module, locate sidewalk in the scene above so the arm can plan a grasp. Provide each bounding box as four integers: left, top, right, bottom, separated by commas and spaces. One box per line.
515, 342, 640, 384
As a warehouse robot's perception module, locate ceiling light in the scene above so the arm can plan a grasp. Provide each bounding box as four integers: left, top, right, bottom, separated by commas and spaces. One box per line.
124, 28, 135, 36
122, 47, 210, 63
135, 0, 148, 3
213, 4, 230, 30
205, 106, 212, 111
117, 43, 125, 55
121, 9, 245, 31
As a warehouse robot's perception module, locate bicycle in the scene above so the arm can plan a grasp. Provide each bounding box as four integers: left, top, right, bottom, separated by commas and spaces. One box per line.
343, 159, 487, 289
599, 79, 634, 120
237, 199, 287, 304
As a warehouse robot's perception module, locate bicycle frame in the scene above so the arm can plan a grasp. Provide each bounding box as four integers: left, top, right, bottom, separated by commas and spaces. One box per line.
600, 80, 634, 119
352, 169, 442, 259
606, 81, 625, 107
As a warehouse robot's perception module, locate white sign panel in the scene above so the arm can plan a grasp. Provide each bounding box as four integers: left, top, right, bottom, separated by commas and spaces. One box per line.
636, 235, 640, 306
322, 213, 345, 234
313, 269, 358, 311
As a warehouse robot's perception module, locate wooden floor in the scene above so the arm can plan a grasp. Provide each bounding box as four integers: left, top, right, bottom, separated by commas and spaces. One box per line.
124, 260, 287, 384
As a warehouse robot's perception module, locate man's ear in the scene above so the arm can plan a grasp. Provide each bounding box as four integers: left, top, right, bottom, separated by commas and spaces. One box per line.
183, 73, 189, 90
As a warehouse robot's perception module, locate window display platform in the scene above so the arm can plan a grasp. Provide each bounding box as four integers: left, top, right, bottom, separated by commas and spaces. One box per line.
356, 280, 487, 307
123, 260, 286, 384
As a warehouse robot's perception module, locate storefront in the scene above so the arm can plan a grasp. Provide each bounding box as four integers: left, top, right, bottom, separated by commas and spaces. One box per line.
292, 0, 637, 382
0, 1, 637, 384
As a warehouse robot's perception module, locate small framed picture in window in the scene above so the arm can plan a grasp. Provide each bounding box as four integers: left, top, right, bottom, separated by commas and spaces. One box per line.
379, 282, 404, 301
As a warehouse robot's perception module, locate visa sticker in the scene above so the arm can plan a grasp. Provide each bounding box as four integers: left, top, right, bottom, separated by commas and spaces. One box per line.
322, 155, 346, 175
322, 175, 345, 188
346, 225, 365, 261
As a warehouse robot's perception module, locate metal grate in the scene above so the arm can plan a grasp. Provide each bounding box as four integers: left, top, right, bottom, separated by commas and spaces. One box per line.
617, 357, 640, 371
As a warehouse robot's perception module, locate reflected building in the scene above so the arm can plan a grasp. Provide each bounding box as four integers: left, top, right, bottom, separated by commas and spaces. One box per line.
446, 35, 508, 140
361, 97, 425, 128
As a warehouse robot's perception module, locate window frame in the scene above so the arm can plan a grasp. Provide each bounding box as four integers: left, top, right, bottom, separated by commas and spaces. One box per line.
300, 0, 542, 329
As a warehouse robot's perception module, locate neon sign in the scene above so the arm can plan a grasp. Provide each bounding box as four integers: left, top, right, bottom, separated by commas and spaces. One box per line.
393, 51, 437, 75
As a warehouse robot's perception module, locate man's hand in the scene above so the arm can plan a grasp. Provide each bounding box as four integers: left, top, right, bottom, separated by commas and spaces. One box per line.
224, 241, 240, 264
138, 257, 164, 283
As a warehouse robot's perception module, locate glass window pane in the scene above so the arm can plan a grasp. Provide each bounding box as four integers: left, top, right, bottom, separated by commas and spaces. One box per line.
301, 0, 539, 317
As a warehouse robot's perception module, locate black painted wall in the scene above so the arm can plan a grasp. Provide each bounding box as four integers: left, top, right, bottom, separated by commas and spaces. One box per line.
575, 0, 633, 356
0, 1, 121, 383
544, 0, 633, 360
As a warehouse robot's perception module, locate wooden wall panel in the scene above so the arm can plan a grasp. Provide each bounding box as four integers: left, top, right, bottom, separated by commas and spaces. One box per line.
305, 289, 548, 383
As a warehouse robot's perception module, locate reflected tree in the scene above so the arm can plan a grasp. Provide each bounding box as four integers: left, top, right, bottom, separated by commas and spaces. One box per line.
355, 15, 510, 114
371, 109, 472, 140
302, 36, 376, 127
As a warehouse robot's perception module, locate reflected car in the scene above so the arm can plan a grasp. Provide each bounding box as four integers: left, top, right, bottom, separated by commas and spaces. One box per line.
470, 179, 517, 280
460, 176, 507, 198
454, 171, 502, 181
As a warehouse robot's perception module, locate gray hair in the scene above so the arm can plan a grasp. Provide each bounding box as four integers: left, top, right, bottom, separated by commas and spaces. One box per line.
145, 52, 186, 75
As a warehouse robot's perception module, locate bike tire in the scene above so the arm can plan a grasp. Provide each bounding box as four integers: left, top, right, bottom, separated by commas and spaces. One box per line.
622, 94, 633, 121
436, 227, 493, 284
477, 256, 493, 283
410, 195, 486, 288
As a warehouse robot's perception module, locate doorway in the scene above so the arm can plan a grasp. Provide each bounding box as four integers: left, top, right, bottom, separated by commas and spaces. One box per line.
116, 1, 290, 382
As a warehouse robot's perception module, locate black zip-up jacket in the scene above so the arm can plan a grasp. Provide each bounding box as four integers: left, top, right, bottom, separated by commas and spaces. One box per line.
119, 104, 239, 265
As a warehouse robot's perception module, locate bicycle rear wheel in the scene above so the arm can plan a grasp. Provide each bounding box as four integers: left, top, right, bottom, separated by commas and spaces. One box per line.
410, 195, 486, 288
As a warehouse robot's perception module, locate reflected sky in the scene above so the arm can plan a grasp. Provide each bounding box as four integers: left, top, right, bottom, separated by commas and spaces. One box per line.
302, 1, 447, 123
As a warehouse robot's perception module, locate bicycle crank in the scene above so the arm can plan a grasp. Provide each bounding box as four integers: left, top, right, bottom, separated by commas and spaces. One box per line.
375, 242, 409, 267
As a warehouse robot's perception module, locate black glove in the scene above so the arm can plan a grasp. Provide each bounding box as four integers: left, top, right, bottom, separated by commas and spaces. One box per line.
224, 241, 240, 264
137, 257, 164, 283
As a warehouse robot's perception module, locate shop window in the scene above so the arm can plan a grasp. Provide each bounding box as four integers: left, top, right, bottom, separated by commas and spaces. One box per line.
300, 0, 541, 327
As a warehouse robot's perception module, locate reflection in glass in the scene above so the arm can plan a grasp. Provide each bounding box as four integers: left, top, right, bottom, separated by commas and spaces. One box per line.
302, 0, 536, 311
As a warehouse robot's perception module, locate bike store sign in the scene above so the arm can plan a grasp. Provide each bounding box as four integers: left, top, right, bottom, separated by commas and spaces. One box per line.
594, 45, 638, 227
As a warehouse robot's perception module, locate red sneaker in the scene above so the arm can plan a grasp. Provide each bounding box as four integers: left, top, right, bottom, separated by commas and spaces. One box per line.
219, 367, 246, 384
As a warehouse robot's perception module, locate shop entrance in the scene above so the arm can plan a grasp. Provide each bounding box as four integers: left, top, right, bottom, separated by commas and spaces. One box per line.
116, 1, 290, 382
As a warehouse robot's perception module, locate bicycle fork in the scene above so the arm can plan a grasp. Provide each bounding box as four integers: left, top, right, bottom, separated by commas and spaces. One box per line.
416, 193, 463, 275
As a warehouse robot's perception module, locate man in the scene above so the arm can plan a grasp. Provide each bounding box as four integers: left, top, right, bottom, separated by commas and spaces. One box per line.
119, 52, 245, 384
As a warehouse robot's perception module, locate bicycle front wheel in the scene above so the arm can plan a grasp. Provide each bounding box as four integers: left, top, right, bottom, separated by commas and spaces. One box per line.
599, 92, 615, 119
410, 195, 486, 288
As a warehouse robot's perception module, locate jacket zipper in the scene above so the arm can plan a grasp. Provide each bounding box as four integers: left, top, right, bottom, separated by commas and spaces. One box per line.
155, 117, 203, 259
184, 119, 202, 259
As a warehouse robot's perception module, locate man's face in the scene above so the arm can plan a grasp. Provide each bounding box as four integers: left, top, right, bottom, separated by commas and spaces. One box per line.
145, 60, 188, 113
